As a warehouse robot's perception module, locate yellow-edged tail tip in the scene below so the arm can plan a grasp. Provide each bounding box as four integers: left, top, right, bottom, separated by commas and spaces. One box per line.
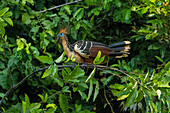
115, 54, 128, 58
124, 41, 131, 45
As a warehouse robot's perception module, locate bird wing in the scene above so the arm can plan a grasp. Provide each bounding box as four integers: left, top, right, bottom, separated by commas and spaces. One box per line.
73, 40, 114, 58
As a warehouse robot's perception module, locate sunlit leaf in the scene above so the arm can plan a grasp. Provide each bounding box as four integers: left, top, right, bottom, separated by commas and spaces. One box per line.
155, 56, 164, 63
0, 7, 9, 16
16, 39, 24, 51
117, 93, 130, 101
85, 67, 96, 82
41, 65, 53, 78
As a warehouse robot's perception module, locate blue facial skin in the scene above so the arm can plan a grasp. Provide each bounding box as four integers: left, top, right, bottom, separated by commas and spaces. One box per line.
57, 33, 64, 37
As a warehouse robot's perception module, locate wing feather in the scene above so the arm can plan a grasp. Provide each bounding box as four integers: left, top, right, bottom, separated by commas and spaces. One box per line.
74, 40, 114, 58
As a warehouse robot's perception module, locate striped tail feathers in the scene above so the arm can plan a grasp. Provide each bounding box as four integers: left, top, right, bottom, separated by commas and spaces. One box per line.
110, 41, 131, 58
108, 41, 131, 47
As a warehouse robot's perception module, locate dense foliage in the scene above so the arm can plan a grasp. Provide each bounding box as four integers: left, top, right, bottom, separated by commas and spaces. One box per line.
0, 0, 169, 112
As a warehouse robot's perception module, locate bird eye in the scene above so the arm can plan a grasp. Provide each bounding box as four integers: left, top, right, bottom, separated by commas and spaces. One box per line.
60, 33, 63, 35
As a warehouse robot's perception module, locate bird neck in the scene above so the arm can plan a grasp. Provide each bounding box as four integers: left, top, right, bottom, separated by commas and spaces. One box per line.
61, 36, 74, 52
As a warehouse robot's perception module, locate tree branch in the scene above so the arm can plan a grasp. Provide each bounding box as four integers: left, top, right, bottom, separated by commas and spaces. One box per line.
0, 64, 144, 106
0, 66, 49, 106
39, 0, 82, 13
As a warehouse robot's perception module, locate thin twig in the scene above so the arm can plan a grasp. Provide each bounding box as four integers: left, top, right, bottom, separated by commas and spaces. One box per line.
39, 0, 82, 13
104, 86, 114, 113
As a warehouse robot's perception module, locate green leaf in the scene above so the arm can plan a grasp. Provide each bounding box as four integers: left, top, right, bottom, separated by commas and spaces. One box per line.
141, 7, 148, 14
136, 90, 143, 102
157, 81, 170, 88
36, 56, 53, 64
55, 52, 66, 63
59, 94, 69, 113
125, 82, 138, 107
0, 24, 5, 38
77, 8, 84, 21
73, 8, 82, 18
105, 36, 113, 39
29, 103, 41, 111
44, 93, 48, 102
71, 27, 77, 40
86, 79, 93, 102
78, 90, 87, 100
155, 56, 164, 63
0, 93, 5, 97
16, 39, 24, 51
22, 13, 34, 25
25, 43, 31, 54
22, 101, 26, 113
69, 65, 85, 79
46, 103, 57, 109
0, 7, 9, 16
85, 67, 96, 82
38, 94, 44, 101
4, 11, 13, 17
110, 83, 125, 90
38, 93, 48, 104
115, 0, 121, 7
64, 5, 71, 15
62, 86, 70, 93
25, 94, 30, 110
75, 104, 81, 112
0, 47, 4, 52
30, 46, 40, 57
93, 81, 99, 102
27, 0, 34, 5
3, 17, 13, 26
46, 30, 54, 37
117, 93, 130, 101
93, 51, 105, 64
42, 65, 53, 78
31, 26, 40, 33
123, 9, 131, 23
53, 77, 63, 87
42, 20, 52, 29
165, 61, 170, 71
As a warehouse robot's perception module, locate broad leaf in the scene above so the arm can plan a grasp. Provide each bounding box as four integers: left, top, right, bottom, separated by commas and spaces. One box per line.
42, 65, 53, 78
125, 82, 138, 107
0, 7, 9, 16
69, 65, 85, 79
36, 56, 53, 64
110, 83, 125, 90
59, 94, 69, 113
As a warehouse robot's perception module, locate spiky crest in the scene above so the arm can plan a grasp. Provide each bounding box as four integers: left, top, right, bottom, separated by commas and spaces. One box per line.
59, 26, 69, 34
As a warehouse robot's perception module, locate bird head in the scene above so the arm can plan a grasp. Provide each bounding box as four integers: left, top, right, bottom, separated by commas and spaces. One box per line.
57, 26, 69, 42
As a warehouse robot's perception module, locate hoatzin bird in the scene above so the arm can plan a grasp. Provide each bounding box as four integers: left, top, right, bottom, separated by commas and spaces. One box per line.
57, 26, 131, 64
